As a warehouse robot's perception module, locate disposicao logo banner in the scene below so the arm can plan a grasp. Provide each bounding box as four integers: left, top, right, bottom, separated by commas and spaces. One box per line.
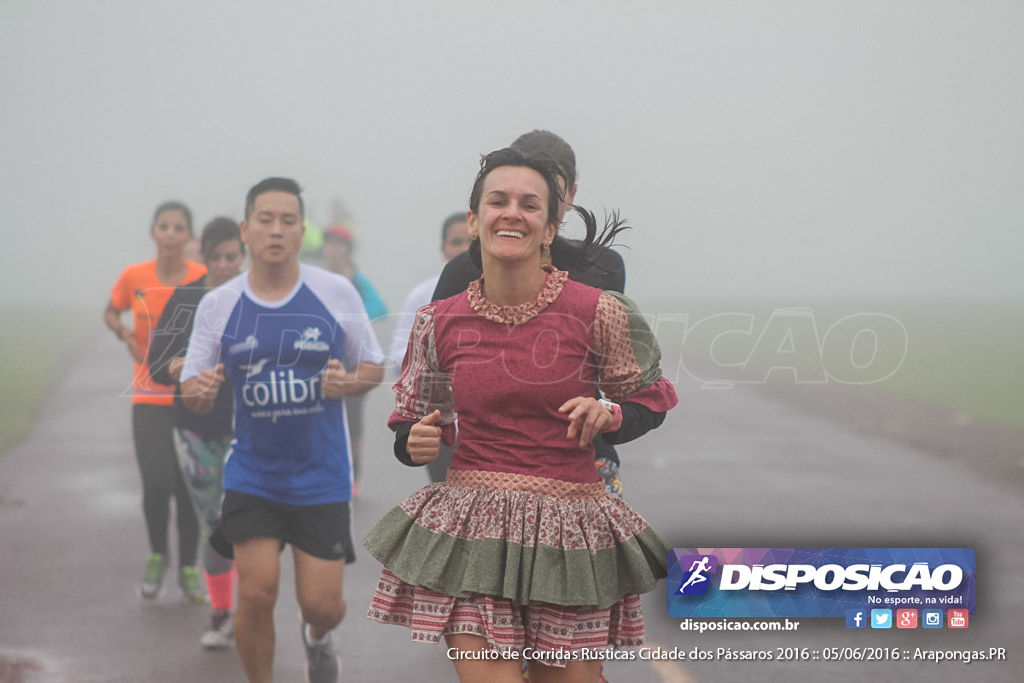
667, 548, 976, 618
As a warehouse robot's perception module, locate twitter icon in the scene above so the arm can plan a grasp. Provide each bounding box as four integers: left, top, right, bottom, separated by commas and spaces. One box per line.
870, 609, 892, 629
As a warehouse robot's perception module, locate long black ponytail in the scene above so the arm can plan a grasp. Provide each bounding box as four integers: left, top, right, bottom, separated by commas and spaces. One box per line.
548, 206, 630, 275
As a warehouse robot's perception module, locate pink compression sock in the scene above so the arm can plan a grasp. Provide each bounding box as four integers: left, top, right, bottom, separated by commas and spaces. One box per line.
204, 564, 235, 612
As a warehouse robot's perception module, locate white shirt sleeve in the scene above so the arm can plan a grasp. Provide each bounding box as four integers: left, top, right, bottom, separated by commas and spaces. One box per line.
305, 266, 385, 370
179, 280, 241, 382
388, 274, 440, 375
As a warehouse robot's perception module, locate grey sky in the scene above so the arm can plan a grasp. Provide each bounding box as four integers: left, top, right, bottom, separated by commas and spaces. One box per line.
2, 0, 1022, 310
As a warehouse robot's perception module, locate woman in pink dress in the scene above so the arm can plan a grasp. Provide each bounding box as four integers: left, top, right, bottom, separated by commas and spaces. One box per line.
364, 147, 678, 683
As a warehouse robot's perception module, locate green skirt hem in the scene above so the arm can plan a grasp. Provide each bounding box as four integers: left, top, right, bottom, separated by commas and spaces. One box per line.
364, 505, 670, 609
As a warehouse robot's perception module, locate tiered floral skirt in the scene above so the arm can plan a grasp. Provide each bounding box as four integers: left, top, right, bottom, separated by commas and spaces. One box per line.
364, 469, 670, 657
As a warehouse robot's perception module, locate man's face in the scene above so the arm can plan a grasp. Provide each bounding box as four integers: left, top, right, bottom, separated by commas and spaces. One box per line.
441, 220, 471, 262
240, 191, 303, 267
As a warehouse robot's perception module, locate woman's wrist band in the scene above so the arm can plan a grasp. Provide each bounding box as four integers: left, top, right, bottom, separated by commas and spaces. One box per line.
598, 399, 623, 432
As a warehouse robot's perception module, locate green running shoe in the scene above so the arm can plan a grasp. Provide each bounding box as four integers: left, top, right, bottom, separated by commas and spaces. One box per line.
179, 565, 207, 604
139, 553, 166, 600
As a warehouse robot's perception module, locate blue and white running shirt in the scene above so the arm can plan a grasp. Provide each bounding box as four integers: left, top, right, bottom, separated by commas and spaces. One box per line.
182, 264, 384, 505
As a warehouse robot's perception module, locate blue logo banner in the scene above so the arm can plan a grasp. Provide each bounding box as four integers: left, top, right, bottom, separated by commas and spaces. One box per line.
667, 548, 976, 618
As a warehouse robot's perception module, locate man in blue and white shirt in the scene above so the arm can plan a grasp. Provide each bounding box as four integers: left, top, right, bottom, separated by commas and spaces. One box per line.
182, 177, 383, 683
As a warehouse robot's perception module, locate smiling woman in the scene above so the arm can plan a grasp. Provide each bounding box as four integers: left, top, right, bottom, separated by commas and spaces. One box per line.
364, 147, 678, 683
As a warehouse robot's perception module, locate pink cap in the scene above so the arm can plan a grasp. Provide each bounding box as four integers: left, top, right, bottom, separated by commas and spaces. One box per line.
325, 224, 354, 242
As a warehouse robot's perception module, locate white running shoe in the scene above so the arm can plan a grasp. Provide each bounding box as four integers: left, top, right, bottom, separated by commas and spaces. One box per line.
201, 610, 234, 650
302, 622, 341, 683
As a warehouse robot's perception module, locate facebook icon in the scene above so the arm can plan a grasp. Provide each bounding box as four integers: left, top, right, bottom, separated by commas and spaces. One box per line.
846, 609, 867, 629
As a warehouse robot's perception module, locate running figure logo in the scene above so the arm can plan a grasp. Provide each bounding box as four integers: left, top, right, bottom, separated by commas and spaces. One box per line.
242, 357, 271, 379
677, 555, 718, 595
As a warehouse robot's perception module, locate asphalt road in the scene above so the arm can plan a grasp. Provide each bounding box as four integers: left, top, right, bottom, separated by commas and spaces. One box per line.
1, 334, 1021, 682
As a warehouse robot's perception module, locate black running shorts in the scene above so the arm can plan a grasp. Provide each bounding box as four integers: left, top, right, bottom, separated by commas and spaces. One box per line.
218, 490, 356, 563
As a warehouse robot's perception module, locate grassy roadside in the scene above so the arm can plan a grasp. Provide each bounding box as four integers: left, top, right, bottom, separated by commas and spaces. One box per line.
644, 298, 1024, 432
874, 302, 1024, 430
0, 306, 96, 454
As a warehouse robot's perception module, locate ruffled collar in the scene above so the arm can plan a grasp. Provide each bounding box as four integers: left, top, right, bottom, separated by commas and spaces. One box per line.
467, 268, 568, 325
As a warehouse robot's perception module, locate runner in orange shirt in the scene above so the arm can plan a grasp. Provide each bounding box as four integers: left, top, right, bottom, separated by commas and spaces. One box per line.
103, 201, 207, 601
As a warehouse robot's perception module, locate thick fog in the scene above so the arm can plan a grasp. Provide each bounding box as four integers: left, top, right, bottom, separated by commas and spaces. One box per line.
2, 0, 1022, 311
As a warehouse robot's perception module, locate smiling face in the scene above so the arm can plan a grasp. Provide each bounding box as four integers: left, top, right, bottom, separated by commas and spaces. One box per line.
240, 190, 304, 268
468, 165, 558, 267
150, 209, 193, 257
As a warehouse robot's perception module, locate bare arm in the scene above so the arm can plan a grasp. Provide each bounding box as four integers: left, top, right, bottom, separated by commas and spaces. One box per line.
167, 357, 185, 383
322, 359, 384, 399
104, 300, 143, 363
181, 364, 225, 414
